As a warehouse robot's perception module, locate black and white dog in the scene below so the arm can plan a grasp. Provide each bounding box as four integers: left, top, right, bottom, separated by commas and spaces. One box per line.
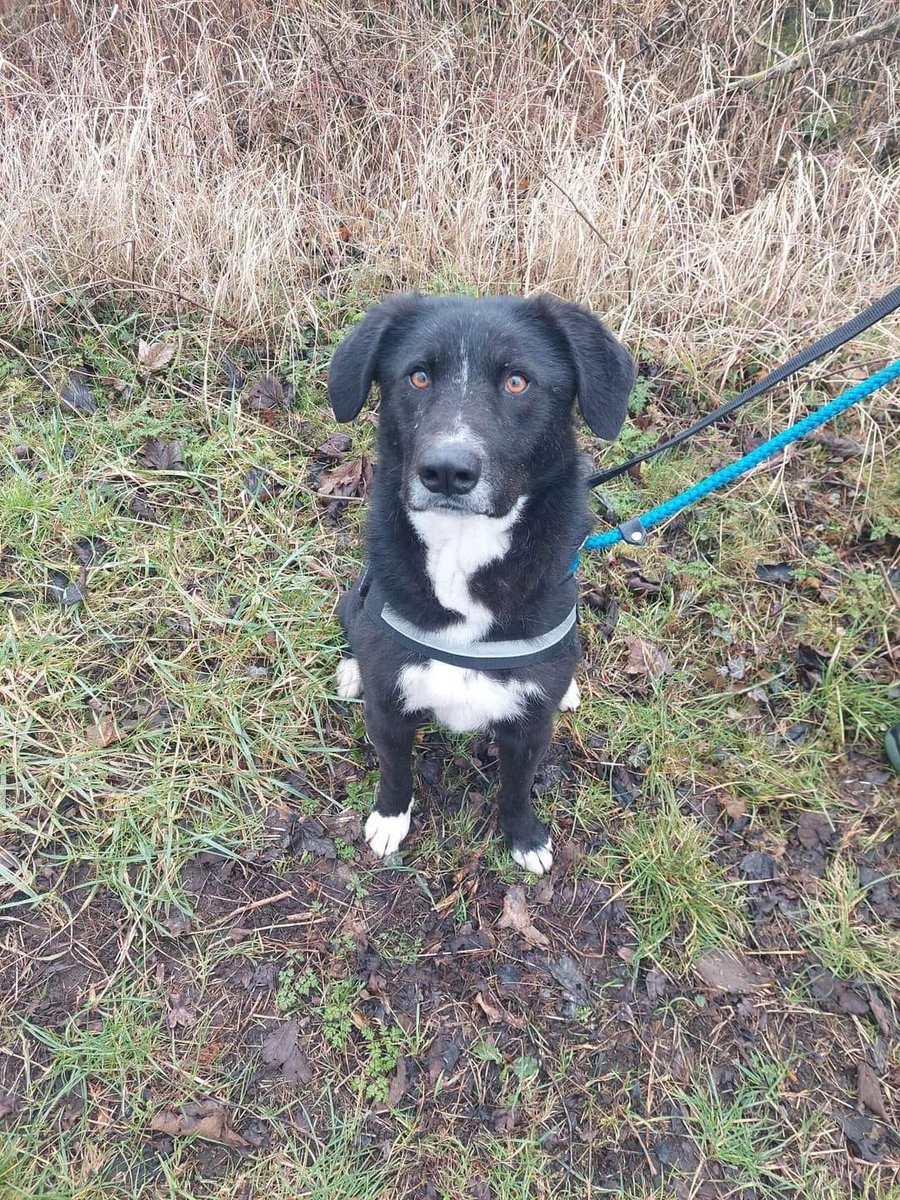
328, 293, 634, 874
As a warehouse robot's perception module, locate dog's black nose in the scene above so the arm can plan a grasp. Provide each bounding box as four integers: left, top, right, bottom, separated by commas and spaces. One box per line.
417, 445, 482, 496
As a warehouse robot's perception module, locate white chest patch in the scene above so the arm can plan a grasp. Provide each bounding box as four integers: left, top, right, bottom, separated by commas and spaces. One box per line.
408, 500, 525, 644
401, 499, 541, 732
398, 660, 542, 733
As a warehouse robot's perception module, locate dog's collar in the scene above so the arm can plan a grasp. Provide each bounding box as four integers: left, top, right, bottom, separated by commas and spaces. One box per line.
361, 574, 577, 670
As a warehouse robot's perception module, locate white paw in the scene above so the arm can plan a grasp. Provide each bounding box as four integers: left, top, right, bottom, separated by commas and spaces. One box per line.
511, 839, 553, 875
336, 657, 363, 699
558, 679, 580, 712
364, 805, 412, 858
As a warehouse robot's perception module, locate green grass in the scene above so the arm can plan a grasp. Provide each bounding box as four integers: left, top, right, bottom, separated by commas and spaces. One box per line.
599, 791, 745, 964
802, 856, 900, 993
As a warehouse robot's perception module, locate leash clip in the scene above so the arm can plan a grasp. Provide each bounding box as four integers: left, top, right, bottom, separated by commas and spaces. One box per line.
618, 517, 648, 547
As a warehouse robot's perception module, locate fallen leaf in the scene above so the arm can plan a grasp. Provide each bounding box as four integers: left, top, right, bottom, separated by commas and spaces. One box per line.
46, 570, 85, 607
795, 811, 836, 851
138, 339, 176, 371
316, 432, 352, 460
739, 851, 778, 883
165, 992, 196, 1030
247, 374, 286, 412
858, 1060, 888, 1120
645, 965, 668, 1002
796, 643, 829, 690
149, 1100, 248, 1148
837, 1113, 884, 1163
549, 955, 590, 1004
808, 967, 870, 1016
474, 992, 504, 1023
260, 1019, 312, 1084
718, 793, 747, 822
140, 438, 185, 471
86, 713, 119, 749
624, 570, 663, 596
497, 885, 549, 949
220, 354, 244, 392
244, 466, 281, 501
290, 819, 336, 860
387, 1057, 408, 1107
755, 562, 795, 585
60, 371, 97, 415
129, 492, 163, 523
426, 1037, 461, 1083
73, 536, 109, 566
623, 636, 673, 680
695, 949, 773, 994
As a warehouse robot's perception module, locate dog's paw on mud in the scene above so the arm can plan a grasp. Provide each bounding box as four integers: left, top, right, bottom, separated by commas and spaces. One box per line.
364, 805, 412, 858
558, 679, 580, 712
511, 837, 553, 875
335, 656, 363, 699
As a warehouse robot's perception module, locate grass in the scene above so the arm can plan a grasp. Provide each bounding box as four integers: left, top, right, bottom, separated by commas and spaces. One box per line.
2, 298, 897, 1197
599, 792, 745, 964
803, 856, 900, 992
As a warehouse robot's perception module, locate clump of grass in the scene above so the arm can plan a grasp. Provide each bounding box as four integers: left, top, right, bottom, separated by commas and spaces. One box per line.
603, 792, 745, 964
676, 1053, 801, 1194
802, 856, 900, 993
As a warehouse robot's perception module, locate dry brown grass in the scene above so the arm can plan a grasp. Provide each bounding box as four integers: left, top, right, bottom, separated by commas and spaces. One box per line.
1, 0, 898, 368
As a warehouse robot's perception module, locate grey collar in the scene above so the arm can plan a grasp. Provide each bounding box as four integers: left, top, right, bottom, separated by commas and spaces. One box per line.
362, 576, 577, 670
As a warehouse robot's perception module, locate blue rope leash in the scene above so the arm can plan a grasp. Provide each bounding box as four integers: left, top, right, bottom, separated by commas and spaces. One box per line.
575, 357, 900, 565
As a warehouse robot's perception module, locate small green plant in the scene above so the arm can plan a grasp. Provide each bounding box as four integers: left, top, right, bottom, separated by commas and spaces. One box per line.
354, 1022, 406, 1102
276, 960, 318, 1014
335, 837, 356, 861
345, 870, 368, 898
374, 930, 423, 965
320, 978, 362, 1050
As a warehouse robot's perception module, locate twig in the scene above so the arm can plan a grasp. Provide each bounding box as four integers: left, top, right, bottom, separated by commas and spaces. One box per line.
210, 888, 295, 926
655, 14, 900, 122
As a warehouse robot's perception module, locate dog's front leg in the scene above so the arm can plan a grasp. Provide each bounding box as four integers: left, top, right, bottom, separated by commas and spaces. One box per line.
495, 711, 555, 875
363, 704, 418, 859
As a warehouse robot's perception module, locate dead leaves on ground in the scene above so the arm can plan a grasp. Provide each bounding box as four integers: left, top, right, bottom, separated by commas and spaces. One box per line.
259, 1019, 312, 1085
60, 370, 97, 415
138, 339, 176, 372
497, 885, 549, 949
622, 635, 674, 680
694, 948, 773, 994
140, 438, 186, 471
149, 1099, 247, 1148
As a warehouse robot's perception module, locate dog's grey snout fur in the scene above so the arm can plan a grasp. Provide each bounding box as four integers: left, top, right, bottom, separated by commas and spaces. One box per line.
417, 442, 482, 497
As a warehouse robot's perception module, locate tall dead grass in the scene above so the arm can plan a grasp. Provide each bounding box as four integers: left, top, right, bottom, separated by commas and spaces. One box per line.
0, 0, 898, 368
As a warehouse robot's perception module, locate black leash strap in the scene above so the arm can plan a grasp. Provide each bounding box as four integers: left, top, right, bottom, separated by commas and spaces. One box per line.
587, 286, 900, 489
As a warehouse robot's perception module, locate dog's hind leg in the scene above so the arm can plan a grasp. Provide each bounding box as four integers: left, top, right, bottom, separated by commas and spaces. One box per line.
494, 711, 555, 875
363, 708, 418, 859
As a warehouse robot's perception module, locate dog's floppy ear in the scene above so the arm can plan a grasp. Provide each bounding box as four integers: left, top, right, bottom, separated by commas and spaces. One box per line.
327, 292, 421, 422
535, 296, 635, 439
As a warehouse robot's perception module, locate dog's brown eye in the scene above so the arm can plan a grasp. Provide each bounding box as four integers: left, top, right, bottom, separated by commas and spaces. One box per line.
410, 370, 430, 390
505, 373, 529, 395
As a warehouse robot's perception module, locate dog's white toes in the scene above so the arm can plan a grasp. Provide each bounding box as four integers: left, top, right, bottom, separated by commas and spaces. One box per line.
558, 679, 580, 712
364, 805, 412, 858
511, 839, 553, 875
336, 657, 363, 699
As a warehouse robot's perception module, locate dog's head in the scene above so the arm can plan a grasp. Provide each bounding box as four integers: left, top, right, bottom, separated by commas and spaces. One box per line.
327, 293, 635, 518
